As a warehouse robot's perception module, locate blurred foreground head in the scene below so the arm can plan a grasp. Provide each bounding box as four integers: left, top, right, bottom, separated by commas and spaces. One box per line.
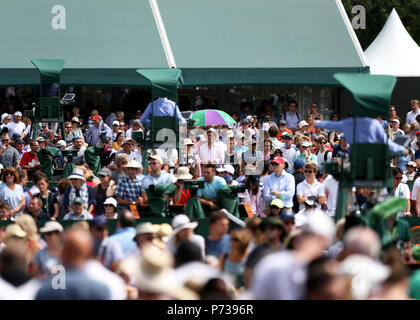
61, 227, 93, 269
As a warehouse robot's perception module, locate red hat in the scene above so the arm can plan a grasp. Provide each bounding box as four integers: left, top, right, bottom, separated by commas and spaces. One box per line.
271, 156, 285, 165
92, 115, 101, 121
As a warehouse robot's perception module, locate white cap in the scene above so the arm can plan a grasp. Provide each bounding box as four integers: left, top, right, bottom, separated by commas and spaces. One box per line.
103, 197, 117, 208
39, 221, 64, 233
216, 165, 235, 175
57, 140, 66, 147
301, 209, 335, 247
302, 141, 312, 148
14, 111, 22, 116
390, 119, 400, 125
1, 113, 9, 123
112, 120, 120, 126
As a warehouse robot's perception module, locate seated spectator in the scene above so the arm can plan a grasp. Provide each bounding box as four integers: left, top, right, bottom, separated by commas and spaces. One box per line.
205, 210, 230, 259
296, 163, 326, 211
26, 197, 51, 222
103, 197, 118, 219
115, 160, 143, 209
109, 210, 136, 256
63, 197, 94, 220
141, 155, 174, 203
35, 173, 59, 220
197, 164, 227, 211
63, 168, 96, 214
111, 153, 129, 183
268, 199, 284, 217
94, 168, 115, 216
0, 167, 25, 217
0, 133, 20, 168
173, 167, 194, 206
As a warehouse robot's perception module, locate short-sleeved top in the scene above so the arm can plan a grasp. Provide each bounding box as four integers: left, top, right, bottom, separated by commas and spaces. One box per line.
411, 178, 420, 201
63, 210, 93, 220
296, 179, 325, 210
115, 175, 143, 202
37, 191, 58, 217
141, 171, 174, 193
19, 152, 40, 167
0, 183, 24, 215
197, 176, 227, 200
206, 234, 231, 259
32, 248, 61, 275
0, 146, 20, 168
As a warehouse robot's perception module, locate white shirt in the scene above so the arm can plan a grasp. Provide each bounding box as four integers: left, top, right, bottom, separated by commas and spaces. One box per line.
199, 143, 225, 164
296, 179, 325, 210
406, 109, 420, 125
125, 128, 143, 140
7, 121, 26, 138
411, 178, 420, 201
281, 146, 299, 171
323, 175, 339, 217
394, 182, 410, 217
316, 150, 332, 170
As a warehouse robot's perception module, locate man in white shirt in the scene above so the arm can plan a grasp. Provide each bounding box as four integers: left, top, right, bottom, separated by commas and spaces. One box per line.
393, 167, 411, 217
323, 174, 339, 217
7, 111, 26, 140
280, 132, 298, 173
296, 163, 325, 211
406, 99, 420, 125
125, 119, 143, 140
199, 129, 225, 165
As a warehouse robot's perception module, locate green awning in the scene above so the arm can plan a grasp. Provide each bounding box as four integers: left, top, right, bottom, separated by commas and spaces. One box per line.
333, 73, 397, 118
31, 59, 65, 84
136, 68, 182, 101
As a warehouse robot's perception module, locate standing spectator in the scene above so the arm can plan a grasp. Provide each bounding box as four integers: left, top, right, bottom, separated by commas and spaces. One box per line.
281, 132, 299, 173
197, 164, 227, 211
111, 120, 121, 142
262, 156, 295, 212
332, 136, 351, 160
296, 141, 318, 165
323, 173, 339, 217
115, 160, 144, 208
393, 167, 411, 217
13, 138, 25, 161
219, 228, 250, 289
94, 168, 115, 216
63, 122, 74, 145
7, 111, 26, 140
140, 97, 185, 126
70, 117, 84, 141
277, 120, 293, 141
182, 138, 202, 177
205, 210, 230, 259
125, 119, 143, 140
31, 221, 63, 278
65, 137, 86, 165
388, 119, 404, 140
199, 129, 225, 165
296, 163, 326, 211
0, 133, 20, 168
35, 227, 111, 299
282, 101, 302, 131
63, 168, 96, 214
85, 115, 112, 147
108, 210, 136, 256
307, 102, 323, 120
63, 198, 94, 220
389, 106, 402, 125
404, 161, 417, 181
19, 140, 40, 169
406, 99, 420, 125
315, 137, 332, 173
0, 167, 25, 217
292, 159, 306, 213
141, 155, 174, 203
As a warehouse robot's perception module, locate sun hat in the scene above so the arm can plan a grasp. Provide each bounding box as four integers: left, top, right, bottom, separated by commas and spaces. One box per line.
216, 165, 235, 175
390, 119, 400, 125
71, 117, 80, 123
183, 138, 194, 146
123, 160, 142, 169
39, 221, 64, 234
36, 137, 46, 142
298, 120, 309, 129
270, 199, 284, 209
148, 155, 163, 165
1, 113, 9, 123
56, 140, 66, 148
103, 197, 117, 208
170, 215, 198, 237
3, 224, 26, 241
67, 168, 86, 181
133, 222, 159, 240
174, 167, 193, 180
407, 161, 417, 168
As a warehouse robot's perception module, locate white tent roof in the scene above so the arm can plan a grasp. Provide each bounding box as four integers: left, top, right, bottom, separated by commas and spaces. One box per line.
364, 8, 420, 77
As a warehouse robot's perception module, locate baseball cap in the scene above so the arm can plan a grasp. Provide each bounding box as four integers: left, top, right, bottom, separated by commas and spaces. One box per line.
293, 159, 306, 170
36, 137, 46, 142
72, 197, 85, 205
132, 119, 141, 126
390, 119, 400, 125
57, 140, 66, 148
148, 155, 163, 165
14, 138, 24, 144
112, 120, 120, 126
216, 165, 235, 175
98, 168, 112, 177
124, 160, 142, 169
14, 111, 22, 117
280, 210, 295, 221
270, 199, 284, 209
103, 197, 118, 208
301, 210, 335, 246
302, 141, 312, 148
407, 161, 417, 168
279, 120, 287, 126
92, 115, 101, 121
246, 115, 254, 121
271, 156, 285, 165
39, 221, 63, 234
281, 132, 293, 140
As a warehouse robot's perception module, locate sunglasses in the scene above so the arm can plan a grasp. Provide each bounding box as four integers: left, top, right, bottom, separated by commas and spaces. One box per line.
65, 126, 72, 129
319, 142, 326, 145
230, 237, 239, 242
1, 139, 9, 142
304, 170, 313, 174
149, 162, 159, 165
302, 146, 310, 149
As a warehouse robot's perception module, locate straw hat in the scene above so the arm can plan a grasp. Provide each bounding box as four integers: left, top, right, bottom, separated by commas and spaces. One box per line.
67, 168, 86, 181
174, 167, 193, 180
183, 138, 194, 146
170, 215, 198, 238
3, 224, 26, 241
39, 221, 64, 234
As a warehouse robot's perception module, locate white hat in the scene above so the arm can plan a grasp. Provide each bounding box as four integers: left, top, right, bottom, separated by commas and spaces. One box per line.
148, 155, 164, 165
14, 111, 22, 116
407, 161, 417, 168
298, 120, 309, 129
112, 120, 120, 126
226, 130, 234, 138
170, 215, 198, 237
183, 138, 194, 146
262, 123, 270, 131
56, 140, 66, 147
390, 119, 400, 125
71, 117, 80, 123
302, 141, 312, 148
67, 168, 86, 181
301, 209, 335, 247
216, 165, 235, 175
246, 115, 254, 121
174, 167, 193, 180
134, 222, 159, 239
124, 160, 142, 169
103, 197, 117, 208
1, 113, 9, 123
39, 221, 64, 234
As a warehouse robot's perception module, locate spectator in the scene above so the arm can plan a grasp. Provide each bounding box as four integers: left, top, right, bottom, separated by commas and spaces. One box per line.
404, 161, 417, 181
117, 138, 142, 163
113, 132, 125, 152
35, 173, 59, 220
31, 221, 63, 278
0, 167, 25, 217
307, 102, 323, 120
94, 168, 115, 216
14, 138, 25, 161
282, 101, 302, 131
125, 119, 143, 140
281, 132, 299, 173
199, 129, 225, 165
267, 199, 284, 217
332, 136, 351, 160
296, 141, 318, 165
388, 119, 404, 140
63, 168, 96, 213
141, 155, 174, 203
182, 138, 202, 177
65, 137, 86, 165
111, 153, 129, 182
296, 163, 326, 211
315, 136, 332, 172
115, 160, 143, 208
323, 173, 339, 217
242, 175, 264, 217
130, 222, 159, 256
63, 198, 94, 220
103, 197, 118, 219
406, 99, 420, 125
0, 133, 20, 168
26, 197, 51, 222
63, 122, 74, 145
197, 164, 227, 211
7, 111, 26, 140
393, 167, 411, 217
205, 210, 231, 259
111, 120, 121, 142
0, 203, 12, 221
108, 209, 136, 256
85, 115, 112, 147
15, 214, 42, 266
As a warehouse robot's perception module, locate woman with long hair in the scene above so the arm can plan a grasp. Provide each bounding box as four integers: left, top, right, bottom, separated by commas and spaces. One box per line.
0, 167, 25, 217
35, 173, 59, 220
15, 214, 42, 269
219, 228, 251, 289
63, 121, 74, 145
113, 131, 125, 152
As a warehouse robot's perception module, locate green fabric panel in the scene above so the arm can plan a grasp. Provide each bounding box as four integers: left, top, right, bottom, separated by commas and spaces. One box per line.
136, 68, 182, 102
84, 146, 103, 176
333, 73, 397, 118
37, 147, 60, 177
63, 162, 75, 178
145, 184, 177, 217
184, 196, 206, 219
217, 185, 241, 218
31, 59, 65, 84
159, 0, 365, 69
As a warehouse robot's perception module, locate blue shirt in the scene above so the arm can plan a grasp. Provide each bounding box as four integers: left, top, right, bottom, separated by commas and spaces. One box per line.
316, 118, 406, 153
206, 234, 231, 259
141, 171, 173, 193
262, 171, 295, 208
197, 176, 227, 200
108, 227, 136, 256
85, 123, 112, 146
115, 175, 143, 202
0, 183, 24, 216
140, 98, 185, 126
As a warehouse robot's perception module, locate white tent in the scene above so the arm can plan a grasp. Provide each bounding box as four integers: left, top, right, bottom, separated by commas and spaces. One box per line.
364, 8, 420, 77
